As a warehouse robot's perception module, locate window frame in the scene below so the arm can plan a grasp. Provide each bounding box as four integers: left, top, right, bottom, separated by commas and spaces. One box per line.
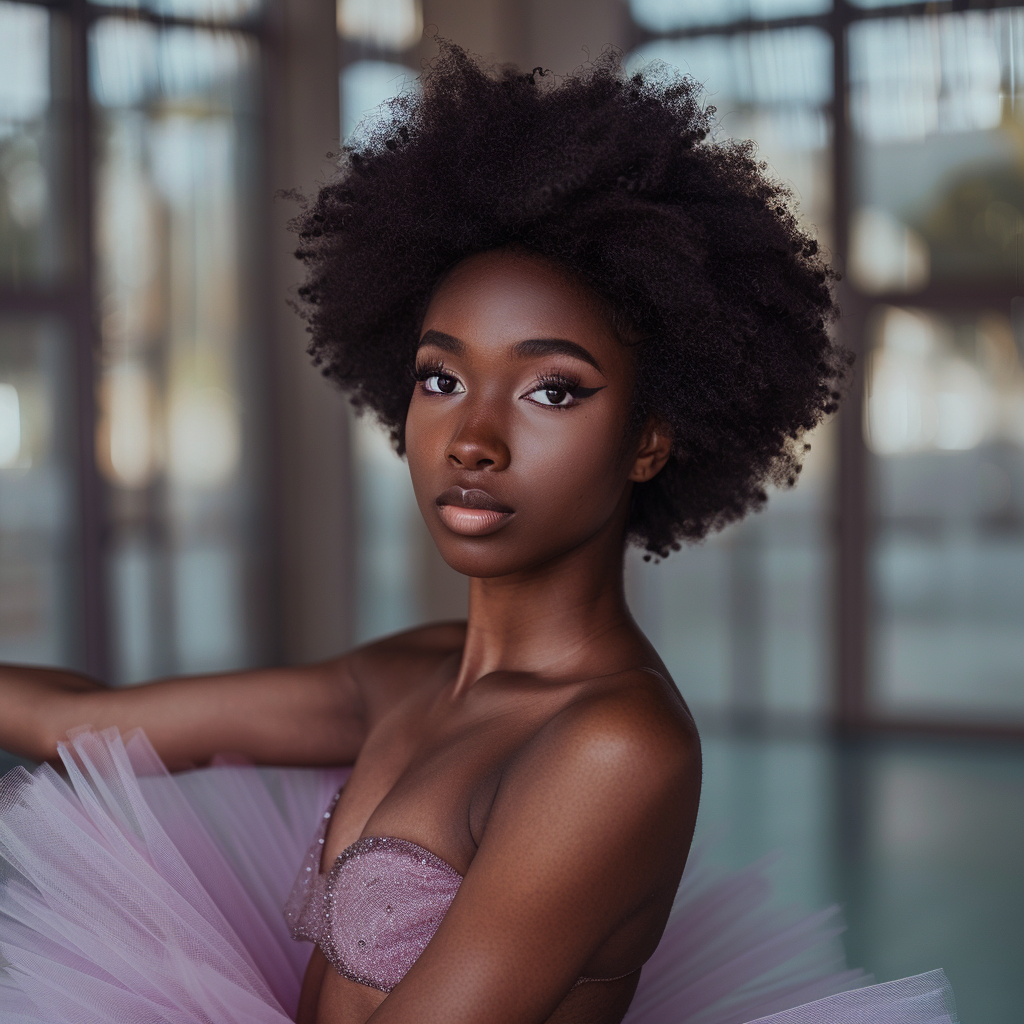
624, 0, 1024, 738
0, 0, 276, 680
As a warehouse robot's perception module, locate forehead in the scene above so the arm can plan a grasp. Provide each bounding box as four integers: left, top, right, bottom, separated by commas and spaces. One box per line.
420, 250, 625, 358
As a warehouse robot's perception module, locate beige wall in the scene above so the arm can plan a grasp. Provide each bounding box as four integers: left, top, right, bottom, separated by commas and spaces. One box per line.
418, 0, 633, 74
268, 0, 353, 663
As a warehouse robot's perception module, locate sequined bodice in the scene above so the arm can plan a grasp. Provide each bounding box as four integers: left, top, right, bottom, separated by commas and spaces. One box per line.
284, 789, 630, 993
284, 790, 462, 992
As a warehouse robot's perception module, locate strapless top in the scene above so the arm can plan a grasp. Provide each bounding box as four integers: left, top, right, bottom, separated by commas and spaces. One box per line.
283, 789, 630, 993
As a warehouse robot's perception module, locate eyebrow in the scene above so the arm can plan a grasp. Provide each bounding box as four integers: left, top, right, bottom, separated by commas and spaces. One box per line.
418, 329, 465, 356
417, 330, 603, 374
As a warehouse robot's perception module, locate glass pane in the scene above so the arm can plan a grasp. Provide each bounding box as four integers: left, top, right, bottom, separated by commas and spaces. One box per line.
0, 317, 81, 668
867, 305, 1024, 722
630, 0, 830, 33
631, 28, 833, 246
0, 1, 68, 285
848, 11, 1023, 294
626, 28, 837, 722
852, 10, 1024, 724
351, 413, 421, 643
847, 0, 919, 8
341, 59, 416, 141
349, 409, 469, 645
90, 19, 268, 683
89, 0, 261, 24
627, 427, 836, 722
337, 0, 422, 51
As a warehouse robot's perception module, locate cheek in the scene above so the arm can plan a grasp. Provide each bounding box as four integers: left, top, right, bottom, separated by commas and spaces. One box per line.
518, 412, 629, 515
403, 404, 439, 493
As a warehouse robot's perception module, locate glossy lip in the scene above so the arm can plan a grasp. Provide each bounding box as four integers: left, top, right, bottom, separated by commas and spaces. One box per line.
435, 486, 514, 536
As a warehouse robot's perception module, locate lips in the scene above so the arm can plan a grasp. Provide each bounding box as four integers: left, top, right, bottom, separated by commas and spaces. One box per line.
436, 487, 513, 514
435, 486, 514, 536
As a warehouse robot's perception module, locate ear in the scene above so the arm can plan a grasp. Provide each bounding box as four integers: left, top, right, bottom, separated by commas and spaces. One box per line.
629, 418, 672, 483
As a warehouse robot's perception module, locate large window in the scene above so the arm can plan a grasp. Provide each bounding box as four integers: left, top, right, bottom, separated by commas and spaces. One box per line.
0, 0, 274, 683
851, 10, 1024, 724
627, 0, 1024, 732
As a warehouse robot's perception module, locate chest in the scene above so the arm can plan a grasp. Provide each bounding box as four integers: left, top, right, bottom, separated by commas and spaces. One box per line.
319, 688, 551, 876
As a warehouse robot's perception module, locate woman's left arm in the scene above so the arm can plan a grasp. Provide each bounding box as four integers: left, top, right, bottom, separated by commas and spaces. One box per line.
368, 685, 701, 1024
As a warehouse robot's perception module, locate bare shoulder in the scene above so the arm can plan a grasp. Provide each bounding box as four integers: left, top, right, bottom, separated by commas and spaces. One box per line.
558, 669, 697, 785
346, 620, 467, 719
481, 668, 701, 918
508, 667, 701, 822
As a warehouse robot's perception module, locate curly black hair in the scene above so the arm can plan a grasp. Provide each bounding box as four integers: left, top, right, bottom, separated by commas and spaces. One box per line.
292, 41, 848, 558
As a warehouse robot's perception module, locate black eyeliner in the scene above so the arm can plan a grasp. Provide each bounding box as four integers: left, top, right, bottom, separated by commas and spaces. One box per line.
534, 371, 606, 401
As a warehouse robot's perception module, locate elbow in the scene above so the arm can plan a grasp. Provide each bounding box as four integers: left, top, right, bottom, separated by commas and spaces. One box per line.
1, 727, 59, 769
25, 722, 64, 766
32, 695, 90, 765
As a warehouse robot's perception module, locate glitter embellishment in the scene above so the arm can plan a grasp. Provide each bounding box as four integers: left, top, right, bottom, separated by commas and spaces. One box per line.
283, 794, 462, 993
282, 788, 632, 993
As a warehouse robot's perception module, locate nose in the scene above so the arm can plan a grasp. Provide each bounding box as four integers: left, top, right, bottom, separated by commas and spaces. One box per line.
445, 406, 510, 472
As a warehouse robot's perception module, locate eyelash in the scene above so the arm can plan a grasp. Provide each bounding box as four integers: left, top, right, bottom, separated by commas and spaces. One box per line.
529, 372, 585, 409
413, 360, 447, 382
413, 363, 592, 409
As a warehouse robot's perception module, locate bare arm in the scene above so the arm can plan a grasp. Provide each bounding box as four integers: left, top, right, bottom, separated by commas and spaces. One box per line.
0, 658, 367, 770
0, 621, 467, 771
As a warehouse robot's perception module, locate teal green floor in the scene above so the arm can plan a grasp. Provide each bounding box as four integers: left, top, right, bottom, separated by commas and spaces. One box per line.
3, 733, 1021, 1022
695, 729, 1024, 1024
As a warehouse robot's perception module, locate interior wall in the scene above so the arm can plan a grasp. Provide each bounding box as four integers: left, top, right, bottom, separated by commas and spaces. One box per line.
418, 0, 633, 75
267, 0, 354, 662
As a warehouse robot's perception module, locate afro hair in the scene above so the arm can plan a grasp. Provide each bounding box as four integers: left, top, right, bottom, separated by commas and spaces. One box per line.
291, 41, 848, 558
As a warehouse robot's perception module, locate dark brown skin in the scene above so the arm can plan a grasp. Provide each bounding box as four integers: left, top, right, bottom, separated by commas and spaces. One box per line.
0, 249, 701, 1024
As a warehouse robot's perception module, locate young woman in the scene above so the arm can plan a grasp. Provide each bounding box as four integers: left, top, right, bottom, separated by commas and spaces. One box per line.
0, 44, 957, 1024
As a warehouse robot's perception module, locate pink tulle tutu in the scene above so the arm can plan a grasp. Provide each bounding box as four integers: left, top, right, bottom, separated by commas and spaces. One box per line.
0, 728, 958, 1024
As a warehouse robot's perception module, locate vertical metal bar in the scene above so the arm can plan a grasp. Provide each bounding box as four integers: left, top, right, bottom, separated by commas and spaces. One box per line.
831, 2, 869, 732
67, 0, 110, 681
835, 293, 869, 731
266, 0, 354, 663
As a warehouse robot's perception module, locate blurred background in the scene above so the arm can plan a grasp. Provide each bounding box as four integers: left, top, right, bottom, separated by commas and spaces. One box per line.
1, 0, 1022, 1018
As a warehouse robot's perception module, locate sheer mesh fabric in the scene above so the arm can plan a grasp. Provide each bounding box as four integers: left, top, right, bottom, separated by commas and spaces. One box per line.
0, 727, 348, 1023
744, 973, 957, 1024
0, 728, 960, 1024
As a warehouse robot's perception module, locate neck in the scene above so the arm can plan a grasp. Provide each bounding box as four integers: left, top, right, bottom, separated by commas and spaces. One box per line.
453, 520, 636, 694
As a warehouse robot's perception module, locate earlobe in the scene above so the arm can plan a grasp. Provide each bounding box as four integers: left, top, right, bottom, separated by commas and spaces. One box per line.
629, 421, 672, 484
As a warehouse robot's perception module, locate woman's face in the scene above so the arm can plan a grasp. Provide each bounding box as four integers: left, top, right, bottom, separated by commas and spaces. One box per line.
405, 249, 649, 580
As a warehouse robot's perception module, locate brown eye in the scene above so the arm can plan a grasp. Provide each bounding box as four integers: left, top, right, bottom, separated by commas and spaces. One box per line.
423, 373, 464, 396
527, 384, 574, 407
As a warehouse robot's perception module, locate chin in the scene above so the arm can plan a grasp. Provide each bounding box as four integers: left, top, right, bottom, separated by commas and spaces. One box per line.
429, 533, 537, 579
427, 520, 602, 580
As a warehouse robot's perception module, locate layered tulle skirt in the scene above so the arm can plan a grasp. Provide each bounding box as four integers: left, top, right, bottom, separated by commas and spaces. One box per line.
0, 728, 958, 1024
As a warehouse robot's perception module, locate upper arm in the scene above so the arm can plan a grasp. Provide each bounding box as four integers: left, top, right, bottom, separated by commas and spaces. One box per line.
44, 657, 367, 769
368, 689, 700, 1024
32, 620, 467, 770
